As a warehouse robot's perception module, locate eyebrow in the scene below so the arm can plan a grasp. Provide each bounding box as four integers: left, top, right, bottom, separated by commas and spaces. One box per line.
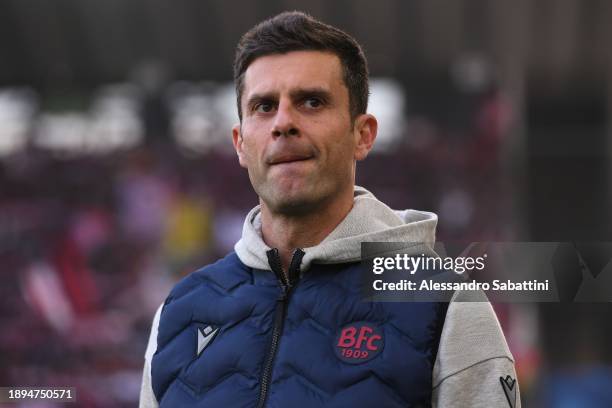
245, 87, 333, 110
289, 87, 332, 102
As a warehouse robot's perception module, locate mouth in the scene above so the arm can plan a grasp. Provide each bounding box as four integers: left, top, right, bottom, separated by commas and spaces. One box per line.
268, 154, 314, 166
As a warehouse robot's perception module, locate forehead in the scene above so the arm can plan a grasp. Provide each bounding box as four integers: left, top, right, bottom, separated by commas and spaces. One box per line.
242, 50, 345, 97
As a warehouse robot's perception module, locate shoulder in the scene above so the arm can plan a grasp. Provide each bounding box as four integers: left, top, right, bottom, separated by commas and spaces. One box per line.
166, 252, 249, 304
432, 290, 519, 406
155, 252, 252, 345
434, 290, 513, 385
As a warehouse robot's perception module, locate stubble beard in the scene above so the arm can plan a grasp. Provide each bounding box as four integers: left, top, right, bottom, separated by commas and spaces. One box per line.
252, 168, 345, 218
256, 181, 331, 217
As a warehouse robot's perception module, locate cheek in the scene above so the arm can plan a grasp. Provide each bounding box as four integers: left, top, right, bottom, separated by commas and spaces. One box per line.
242, 141, 270, 180
326, 126, 356, 160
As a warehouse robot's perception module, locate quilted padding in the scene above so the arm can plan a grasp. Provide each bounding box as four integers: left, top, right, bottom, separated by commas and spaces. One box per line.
152, 252, 447, 407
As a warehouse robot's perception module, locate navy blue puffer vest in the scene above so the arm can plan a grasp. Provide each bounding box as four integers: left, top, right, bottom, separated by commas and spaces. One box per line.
152, 250, 448, 407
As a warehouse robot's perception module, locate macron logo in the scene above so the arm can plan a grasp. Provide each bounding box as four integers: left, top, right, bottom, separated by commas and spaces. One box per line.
196, 325, 219, 357
499, 375, 517, 408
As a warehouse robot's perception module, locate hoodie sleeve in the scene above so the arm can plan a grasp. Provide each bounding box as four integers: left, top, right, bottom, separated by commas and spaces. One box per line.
139, 304, 162, 408
432, 291, 520, 408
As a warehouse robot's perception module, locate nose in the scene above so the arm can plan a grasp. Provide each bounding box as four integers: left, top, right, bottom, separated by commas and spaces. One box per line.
271, 100, 299, 138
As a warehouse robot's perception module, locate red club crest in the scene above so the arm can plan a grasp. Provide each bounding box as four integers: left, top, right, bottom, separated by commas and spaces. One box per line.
335, 322, 384, 364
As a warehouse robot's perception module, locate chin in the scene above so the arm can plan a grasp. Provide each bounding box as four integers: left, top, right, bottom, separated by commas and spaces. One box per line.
262, 185, 324, 216
270, 193, 318, 216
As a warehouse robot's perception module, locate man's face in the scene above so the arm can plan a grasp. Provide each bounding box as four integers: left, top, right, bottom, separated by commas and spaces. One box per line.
233, 50, 373, 215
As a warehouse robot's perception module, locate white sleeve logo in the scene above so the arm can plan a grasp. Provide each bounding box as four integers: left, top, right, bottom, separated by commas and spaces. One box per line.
197, 325, 219, 357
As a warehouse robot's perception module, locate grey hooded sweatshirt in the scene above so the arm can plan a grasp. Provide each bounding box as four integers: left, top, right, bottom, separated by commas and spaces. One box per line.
140, 186, 520, 407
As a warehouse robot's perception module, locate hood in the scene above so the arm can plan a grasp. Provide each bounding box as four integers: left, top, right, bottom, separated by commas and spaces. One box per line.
234, 186, 438, 271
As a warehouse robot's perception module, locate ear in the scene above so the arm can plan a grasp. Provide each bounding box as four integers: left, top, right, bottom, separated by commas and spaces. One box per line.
353, 113, 378, 161
232, 124, 248, 168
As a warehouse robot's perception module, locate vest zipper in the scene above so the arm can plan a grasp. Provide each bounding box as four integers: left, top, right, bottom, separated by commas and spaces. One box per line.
256, 248, 305, 408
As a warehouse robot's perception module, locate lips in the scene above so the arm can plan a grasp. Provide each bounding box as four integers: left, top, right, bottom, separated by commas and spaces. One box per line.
268, 154, 313, 165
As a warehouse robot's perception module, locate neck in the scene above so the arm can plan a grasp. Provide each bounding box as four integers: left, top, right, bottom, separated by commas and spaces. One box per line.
260, 186, 355, 271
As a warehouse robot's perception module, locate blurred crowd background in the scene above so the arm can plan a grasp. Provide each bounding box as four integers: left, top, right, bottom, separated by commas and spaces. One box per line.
1, 1, 611, 406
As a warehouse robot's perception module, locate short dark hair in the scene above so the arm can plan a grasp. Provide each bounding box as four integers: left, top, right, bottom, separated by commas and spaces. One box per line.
233, 11, 369, 121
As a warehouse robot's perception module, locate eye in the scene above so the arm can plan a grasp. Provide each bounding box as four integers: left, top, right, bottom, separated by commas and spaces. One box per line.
303, 97, 323, 109
254, 102, 275, 113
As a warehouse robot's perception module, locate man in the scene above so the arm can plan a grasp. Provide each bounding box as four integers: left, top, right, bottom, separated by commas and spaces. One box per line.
140, 11, 520, 407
